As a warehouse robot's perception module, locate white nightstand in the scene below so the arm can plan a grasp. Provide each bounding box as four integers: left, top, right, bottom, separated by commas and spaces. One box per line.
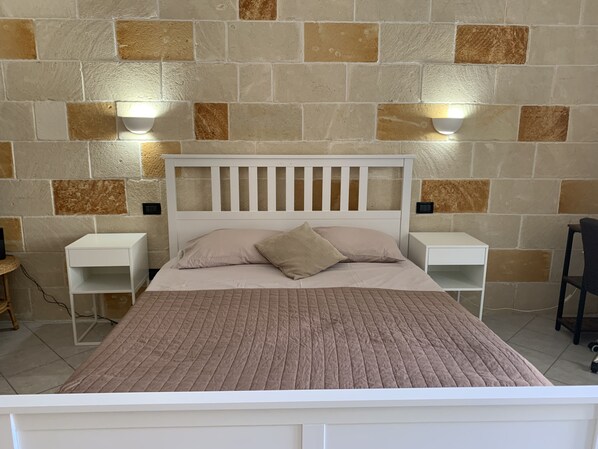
408, 232, 489, 320
66, 233, 149, 346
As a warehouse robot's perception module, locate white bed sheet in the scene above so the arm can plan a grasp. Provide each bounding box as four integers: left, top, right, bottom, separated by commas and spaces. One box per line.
147, 259, 442, 292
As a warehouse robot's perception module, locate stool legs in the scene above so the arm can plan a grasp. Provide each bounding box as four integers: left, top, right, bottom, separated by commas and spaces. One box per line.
2, 273, 19, 330
556, 228, 576, 331
574, 288, 588, 345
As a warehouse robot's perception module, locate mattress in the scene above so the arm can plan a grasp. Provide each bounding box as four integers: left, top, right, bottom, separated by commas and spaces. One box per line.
60, 287, 550, 393
148, 258, 443, 292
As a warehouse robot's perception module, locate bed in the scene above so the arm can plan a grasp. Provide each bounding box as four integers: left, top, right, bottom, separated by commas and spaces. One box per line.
3, 155, 598, 449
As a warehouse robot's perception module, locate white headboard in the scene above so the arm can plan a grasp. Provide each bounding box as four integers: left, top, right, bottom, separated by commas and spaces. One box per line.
163, 155, 415, 258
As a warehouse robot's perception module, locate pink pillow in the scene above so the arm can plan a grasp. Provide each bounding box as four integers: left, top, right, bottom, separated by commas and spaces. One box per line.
314, 227, 405, 263
176, 229, 281, 269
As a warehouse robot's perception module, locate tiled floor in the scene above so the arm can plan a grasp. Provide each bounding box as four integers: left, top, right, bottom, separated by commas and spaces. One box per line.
1, 310, 598, 394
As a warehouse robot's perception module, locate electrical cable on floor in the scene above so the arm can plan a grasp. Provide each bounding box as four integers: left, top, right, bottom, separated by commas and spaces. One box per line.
463, 288, 579, 314
19, 264, 118, 325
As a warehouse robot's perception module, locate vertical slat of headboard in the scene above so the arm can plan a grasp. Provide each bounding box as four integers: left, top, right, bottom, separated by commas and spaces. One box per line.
304, 166, 313, 211
286, 167, 294, 211
248, 166, 258, 212
400, 158, 413, 253
211, 167, 221, 212
340, 167, 350, 212
165, 158, 179, 259
358, 167, 368, 211
267, 166, 276, 211
230, 166, 240, 212
322, 167, 331, 212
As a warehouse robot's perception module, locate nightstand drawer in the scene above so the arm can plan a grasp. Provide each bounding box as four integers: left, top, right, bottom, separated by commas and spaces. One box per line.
428, 247, 485, 266
68, 249, 129, 267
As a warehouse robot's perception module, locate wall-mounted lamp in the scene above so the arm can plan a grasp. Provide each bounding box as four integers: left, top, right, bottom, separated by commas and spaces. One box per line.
432, 117, 464, 135
121, 116, 155, 135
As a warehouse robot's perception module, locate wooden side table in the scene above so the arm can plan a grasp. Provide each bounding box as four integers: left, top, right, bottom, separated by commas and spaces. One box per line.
0, 255, 20, 330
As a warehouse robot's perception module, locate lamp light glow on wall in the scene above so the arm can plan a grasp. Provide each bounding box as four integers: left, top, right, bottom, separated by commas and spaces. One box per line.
432, 117, 464, 135
119, 103, 156, 135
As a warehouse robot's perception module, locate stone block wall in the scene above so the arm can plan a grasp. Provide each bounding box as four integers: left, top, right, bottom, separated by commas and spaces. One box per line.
0, 0, 597, 319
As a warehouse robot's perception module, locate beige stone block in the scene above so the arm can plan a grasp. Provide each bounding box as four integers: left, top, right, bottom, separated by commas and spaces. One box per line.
162, 63, 237, 101
96, 215, 169, 252
535, 144, 598, 179
550, 249, 585, 282
381, 24, 455, 62
329, 142, 401, 155
0, 102, 34, 141
422, 65, 495, 104
0, 0, 76, 18
195, 21, 226, 62
304, 23, 378, 63
582, 0, 598, 24
31, 287, 91, 320
356, 0, 429, 21
495, 66, 554, 105
553, 67, 598, 104
34, 102, 68, 141
90, 142, 141, 178
126, 179, 162, 215
432, 0, 506, 23
175, 179, 213, 211
569, 107, 598, 142
158, 0, 236, 19
489, 180, 560, 214
0, 181, 53, 215
529, 27, 598, 65
83, 62, 161, 101
256, 142, 330, 155
472, 143, 535, 178
520, 215, 586, 250
0, 217, 23, 252
240, 65, 272, 102
181, 141, 256, 155
0, 65, 5, 100
116, 102, 194, 141
53, 179, 127, 215
452, 214, 521, 248
0, 142, 14, 178
514, 283, 560, 311
487, 249, 551, 283
0, 19, 36, 59
228, 22, 301, 62
303, 104, 376, 141
23, 217, 95, 252
36, 20, 116, 60
78, 0, 158, 18
409, 214, 453, 232
482, 283, 517, 310
14, 142, 89, 180
230, 104, 302, 141
347, 65, 420, 103
4, 62, 83, 101
116, 20, 193, 61
11, 252, 67, 290
506, 0, 582, 24
141, 141, 181, 178
401, 142, 473, 178
278, 0, 353, 20
273, 64, 345, 102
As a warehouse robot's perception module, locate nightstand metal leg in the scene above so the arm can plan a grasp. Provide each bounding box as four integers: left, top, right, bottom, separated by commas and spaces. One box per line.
456, 291, 461, 303
479, 289, 485, 321
70, 293, 78, 346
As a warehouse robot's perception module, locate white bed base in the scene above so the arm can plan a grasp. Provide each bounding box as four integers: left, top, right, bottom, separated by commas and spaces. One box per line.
2, 154, 598, 449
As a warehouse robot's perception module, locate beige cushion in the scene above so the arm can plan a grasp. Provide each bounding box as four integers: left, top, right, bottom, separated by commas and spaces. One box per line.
176, 229, 281, 269
256, 222, 345, 280
314, 226, 405, 263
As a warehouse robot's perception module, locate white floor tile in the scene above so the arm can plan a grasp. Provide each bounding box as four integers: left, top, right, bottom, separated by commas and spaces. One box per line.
508, 327, 571, 358
5, 359, 74, 394
0, 374, 15, 394
545, 359, 598, 386
508, 343, 558, 374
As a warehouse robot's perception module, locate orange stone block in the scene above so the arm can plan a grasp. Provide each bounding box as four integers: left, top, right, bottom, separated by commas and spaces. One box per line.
0, 19, 36, 59
53, 180, 127, 215
305, 22, 379, 62
194, 103, 229, 140
455, 25, 528, 64
240, 0, 277, 20
518, 106, 569, 142
421, 179, 490, 213
559, 180, 598, 214
487, 249, 551, 282
0, 142, 14, 178
67, 103, 117, 140
116, 21, 194, 61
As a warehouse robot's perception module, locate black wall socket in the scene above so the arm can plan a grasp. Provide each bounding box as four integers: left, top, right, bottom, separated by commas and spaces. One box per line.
416, 202, 434, 214
142, 203, 162, 215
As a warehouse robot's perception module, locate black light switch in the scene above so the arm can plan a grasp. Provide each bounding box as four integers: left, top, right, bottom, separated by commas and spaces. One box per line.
416, 202, 434, 214
142, 203, 161, 215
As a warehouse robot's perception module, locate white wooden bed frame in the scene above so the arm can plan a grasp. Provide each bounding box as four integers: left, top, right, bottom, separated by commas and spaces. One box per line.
2, 154, 598, 449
